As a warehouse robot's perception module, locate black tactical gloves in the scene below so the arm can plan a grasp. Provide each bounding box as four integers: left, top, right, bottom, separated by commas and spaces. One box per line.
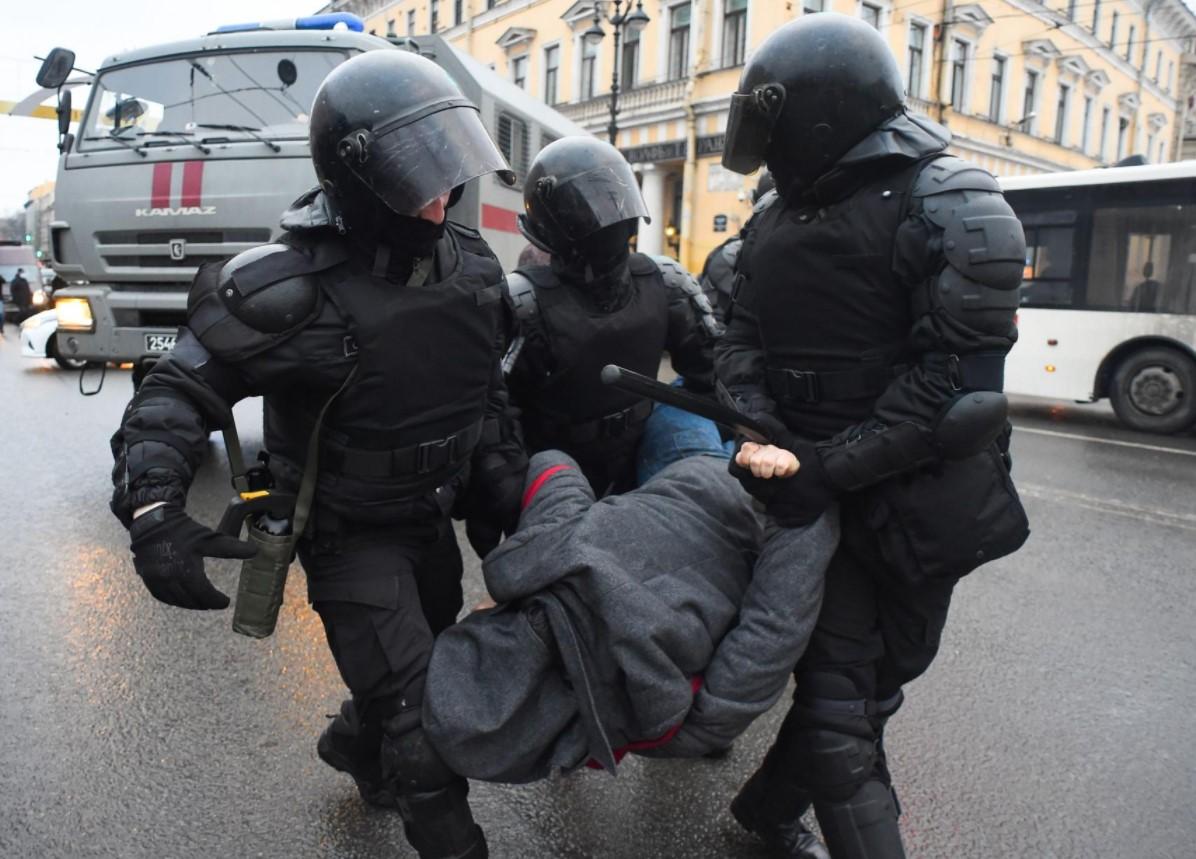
129, 504, 257, 610
729, 414, 839, 527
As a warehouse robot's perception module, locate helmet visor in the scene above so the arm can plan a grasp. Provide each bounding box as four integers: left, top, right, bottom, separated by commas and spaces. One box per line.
723, 90, 777, 175
339, 101, 515, 217
538, 163, 651, 243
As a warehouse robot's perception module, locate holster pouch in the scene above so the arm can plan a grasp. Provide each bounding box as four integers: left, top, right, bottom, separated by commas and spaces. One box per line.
232, 519, 296, 639
862, 440, 1029, 586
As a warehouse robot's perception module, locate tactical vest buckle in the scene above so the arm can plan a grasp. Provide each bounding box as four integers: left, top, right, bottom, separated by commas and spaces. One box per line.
782, 369, 821, 403
417, 434, 458, 474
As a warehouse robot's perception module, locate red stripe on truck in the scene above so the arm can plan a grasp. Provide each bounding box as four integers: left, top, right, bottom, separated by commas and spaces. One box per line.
481, 203, 520, 234
181, 161, 205, 207
151, 162, 172, 209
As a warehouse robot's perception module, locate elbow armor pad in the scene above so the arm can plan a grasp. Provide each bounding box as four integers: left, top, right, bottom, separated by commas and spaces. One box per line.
913, 157, 1026, 336
652, 253, 724, 338
934, 391, 1009, 460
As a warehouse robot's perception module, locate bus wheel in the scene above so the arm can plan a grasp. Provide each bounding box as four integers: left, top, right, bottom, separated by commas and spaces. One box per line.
1109, 347, 1196, 434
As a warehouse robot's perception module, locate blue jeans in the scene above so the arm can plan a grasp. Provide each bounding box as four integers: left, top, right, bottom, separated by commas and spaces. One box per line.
635, 381, 734, 485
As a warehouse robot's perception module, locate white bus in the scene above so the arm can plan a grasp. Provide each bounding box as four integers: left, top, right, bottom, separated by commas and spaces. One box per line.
1000, 161, 1196, 434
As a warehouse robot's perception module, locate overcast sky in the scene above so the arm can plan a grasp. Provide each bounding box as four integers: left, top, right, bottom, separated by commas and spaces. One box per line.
0, 0, 320, 215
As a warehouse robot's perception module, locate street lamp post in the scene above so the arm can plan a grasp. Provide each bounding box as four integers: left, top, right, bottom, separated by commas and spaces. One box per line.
582, 0, 650, 145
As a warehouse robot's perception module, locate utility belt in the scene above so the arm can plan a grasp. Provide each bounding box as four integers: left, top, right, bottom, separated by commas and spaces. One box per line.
541, 399, 653, 445
766, 351, 1006, 405
320, 418, 495, 479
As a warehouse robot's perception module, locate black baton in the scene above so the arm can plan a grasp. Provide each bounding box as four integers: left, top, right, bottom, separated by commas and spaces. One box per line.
600, 365, 774, 444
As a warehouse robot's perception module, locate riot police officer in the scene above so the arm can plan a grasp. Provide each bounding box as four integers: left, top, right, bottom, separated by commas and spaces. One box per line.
505, 136, 721, 494
699, 170, 773, 322
716, 14, 1028, 859
109, 50, 527, 859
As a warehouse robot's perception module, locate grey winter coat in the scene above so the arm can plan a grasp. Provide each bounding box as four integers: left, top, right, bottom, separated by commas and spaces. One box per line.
423, 450, 838, 783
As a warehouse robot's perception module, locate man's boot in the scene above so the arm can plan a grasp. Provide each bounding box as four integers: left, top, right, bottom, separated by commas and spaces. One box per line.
814, 781, 905, 859
732, 765, 830, 859
317, 698, 396, 808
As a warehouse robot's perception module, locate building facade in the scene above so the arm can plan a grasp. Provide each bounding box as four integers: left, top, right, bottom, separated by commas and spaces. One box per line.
327, 0, 1196, 272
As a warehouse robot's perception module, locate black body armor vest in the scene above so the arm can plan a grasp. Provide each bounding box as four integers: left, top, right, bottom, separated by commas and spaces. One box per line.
263, 226, 506, 519
739, 159, 928, 439
509, 253, 668, 491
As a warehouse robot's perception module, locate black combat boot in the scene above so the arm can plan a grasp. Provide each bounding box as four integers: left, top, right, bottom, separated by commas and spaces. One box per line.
731, 766, 830, 859
317, 698, 396, 808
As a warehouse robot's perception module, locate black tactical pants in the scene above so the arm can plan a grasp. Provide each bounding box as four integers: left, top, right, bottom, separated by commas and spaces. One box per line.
298, 518, 465, 709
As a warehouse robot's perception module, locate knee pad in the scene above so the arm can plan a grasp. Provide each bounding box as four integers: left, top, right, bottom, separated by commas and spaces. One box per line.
380, 717, 458, 796
787, 673, 879, 802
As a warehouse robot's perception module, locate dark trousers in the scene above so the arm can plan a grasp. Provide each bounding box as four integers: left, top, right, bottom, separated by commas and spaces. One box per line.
796, 500, 957, 708
298, 519, 465, 710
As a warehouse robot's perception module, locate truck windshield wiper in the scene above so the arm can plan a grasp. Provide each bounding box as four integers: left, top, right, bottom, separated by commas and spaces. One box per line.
137, 129, 211, 155
192, 122, 281, 153
83, 132, 147, 157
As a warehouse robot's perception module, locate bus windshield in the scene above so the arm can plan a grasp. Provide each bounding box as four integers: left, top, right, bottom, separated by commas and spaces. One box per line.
79, 49, 349, 151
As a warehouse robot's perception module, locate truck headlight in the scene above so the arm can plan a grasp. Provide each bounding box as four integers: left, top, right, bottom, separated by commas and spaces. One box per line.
55, 297, 95, 332
32, 289, 47, 307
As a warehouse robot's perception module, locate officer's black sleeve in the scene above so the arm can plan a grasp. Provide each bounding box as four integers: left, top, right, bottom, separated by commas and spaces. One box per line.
654, 255, 721, 392
816, 158, 1025, 491
109, 329, 253, 527
713, 278, 779, 420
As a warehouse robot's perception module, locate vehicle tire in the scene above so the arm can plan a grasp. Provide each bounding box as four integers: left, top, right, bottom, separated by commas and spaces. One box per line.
1109, 346, 1196, 434
47, 337, 89, 371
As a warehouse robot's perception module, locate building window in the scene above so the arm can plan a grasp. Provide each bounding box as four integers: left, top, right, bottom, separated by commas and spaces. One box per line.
580, 36, 599, 99
544, 45, 560, 106
668, 3, 692, 81
1154, 51, 1162, 81
723, 0, 748, 68
511, 54, 528, 90
1166, 61, 1174, 92
861, 2, 883, 29
1054, 84, 1070, 145
407, 10, 416, 34
950, 39, 969, 112
1158, 139, 1166, 162
1117, 116, 1129, 160
1067, 0, 1077, 19
430, 0, 440, 33
1099, 106, 1111, 160
1081, 95, 1093, 153
804, 0, 825, 12
1125, 24, 1135, 61
622, 26, 641, 86
487, 0, 498, 8
908, 23, 927, 98
1023, 69, 1040, 132
1109, 11, 1119, 49
1091, 0, 1101, 34
455, 0, 465, 25
989, 55, 1006, 122
385, 18, 396, 36
1147, 132, 1156, 162
497, 112, 530, 180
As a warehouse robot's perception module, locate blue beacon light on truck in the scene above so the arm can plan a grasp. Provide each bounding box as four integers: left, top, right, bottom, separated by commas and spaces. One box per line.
214, 12, 365, 34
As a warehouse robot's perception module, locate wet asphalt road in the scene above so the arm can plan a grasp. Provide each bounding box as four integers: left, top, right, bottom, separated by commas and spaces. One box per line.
1, 334, 1194, 859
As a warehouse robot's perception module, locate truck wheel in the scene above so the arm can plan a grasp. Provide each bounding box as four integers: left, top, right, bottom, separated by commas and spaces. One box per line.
1109, 346, 1196, 434
47, 337, 89, 371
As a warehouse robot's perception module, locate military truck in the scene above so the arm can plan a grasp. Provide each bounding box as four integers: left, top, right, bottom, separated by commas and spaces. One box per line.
36, 13, 583, 385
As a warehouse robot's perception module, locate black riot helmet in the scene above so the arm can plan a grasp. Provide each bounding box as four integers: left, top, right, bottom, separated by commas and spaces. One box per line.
310, 50, 514, 230
723, 13, 904, 187
518, 137, 650, 259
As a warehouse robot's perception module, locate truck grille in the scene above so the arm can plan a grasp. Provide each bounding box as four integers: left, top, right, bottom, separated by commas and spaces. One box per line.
95, 228, 271, 269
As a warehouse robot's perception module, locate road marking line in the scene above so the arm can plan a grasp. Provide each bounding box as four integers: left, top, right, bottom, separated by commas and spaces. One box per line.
1019, 482, 1196, 532
1015, 426, 1196, 457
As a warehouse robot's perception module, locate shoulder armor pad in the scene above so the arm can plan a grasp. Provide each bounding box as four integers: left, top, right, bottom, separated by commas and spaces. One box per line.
913, 156, 1002, 198
721, 238, 743, 268
187, 240, 341, 362
938, 193, 1026, 290
505, 271, 539, 323
752, 188, 780, 216
519, 264, 559, 289
649, 254, 723, 338
628, 252, 659, 277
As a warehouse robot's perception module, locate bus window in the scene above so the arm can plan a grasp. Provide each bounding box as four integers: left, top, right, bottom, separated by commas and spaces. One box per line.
1018, 211, 1077, 307
1088, 203, 1196, 314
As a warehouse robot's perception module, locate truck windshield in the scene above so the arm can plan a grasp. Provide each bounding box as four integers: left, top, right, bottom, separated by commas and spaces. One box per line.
79, 49, 349, 152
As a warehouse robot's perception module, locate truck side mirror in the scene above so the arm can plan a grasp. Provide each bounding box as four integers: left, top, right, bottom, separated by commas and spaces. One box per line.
57, 89, 74, 153
36, 47, 76, 90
